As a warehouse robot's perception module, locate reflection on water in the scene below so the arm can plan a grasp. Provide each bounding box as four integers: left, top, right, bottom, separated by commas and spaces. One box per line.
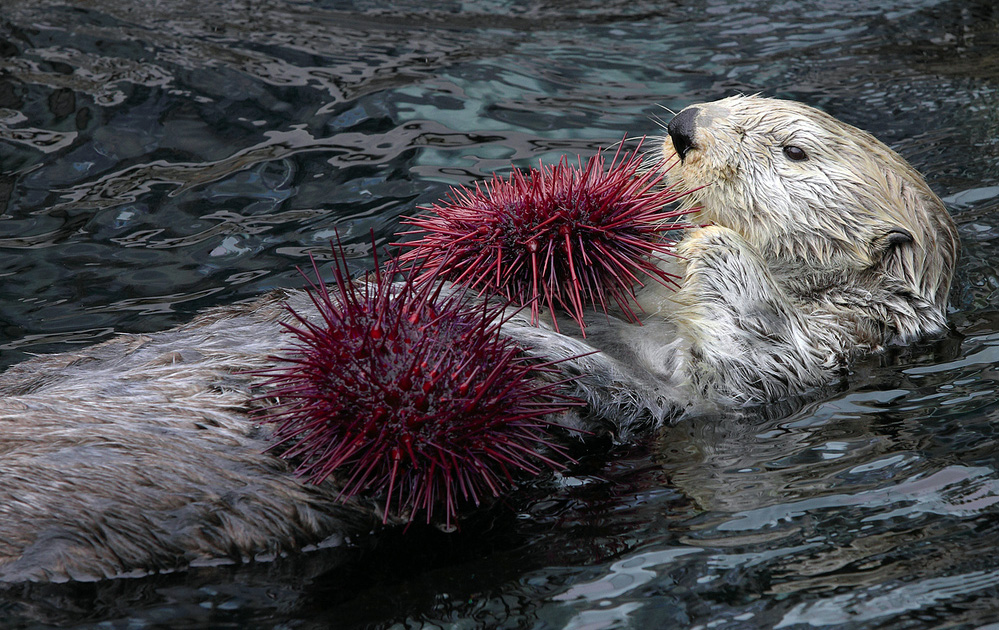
3, 0, 999, 628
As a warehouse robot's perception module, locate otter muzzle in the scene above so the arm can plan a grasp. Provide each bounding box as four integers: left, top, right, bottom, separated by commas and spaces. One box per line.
668, 107, 700, 160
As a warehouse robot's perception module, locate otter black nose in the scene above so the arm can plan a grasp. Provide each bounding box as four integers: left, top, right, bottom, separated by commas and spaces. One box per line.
667, 107, 700, 160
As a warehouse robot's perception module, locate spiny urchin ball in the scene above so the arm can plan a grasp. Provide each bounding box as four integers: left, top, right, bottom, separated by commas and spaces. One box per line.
258, 249, 578, 528
397, 141, 692, 333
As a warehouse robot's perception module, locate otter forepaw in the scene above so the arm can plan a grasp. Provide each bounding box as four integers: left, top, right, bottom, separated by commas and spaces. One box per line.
673, 226, 835, 402
674, 225, 773, 307
675, 225, 745, 259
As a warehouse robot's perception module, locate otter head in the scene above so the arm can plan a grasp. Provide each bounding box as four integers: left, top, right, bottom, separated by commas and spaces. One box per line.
662, 94, 959, 340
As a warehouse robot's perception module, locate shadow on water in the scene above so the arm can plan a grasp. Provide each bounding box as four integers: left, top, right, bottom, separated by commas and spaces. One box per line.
3, 0, 999, 628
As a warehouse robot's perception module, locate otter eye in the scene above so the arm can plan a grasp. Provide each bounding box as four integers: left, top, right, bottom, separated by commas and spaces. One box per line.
783, 145, 808, 161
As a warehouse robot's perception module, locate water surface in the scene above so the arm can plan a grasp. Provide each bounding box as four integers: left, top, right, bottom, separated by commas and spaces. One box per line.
2, 0, 999, 628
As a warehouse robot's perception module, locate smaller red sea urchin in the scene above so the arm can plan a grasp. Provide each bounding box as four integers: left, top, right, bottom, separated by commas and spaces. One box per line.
257, 245, 579, 528
397, 141, 692, 333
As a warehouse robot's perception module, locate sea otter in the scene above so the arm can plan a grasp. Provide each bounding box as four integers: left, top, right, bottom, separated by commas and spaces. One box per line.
0, 96, 959, 582
506, 95, 959, 425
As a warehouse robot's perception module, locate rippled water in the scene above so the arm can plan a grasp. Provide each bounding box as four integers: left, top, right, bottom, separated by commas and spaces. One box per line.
3, 0, 999, 628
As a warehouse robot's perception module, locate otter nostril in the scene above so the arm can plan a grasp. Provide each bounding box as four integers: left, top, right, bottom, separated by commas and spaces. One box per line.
667, 107, 700, 160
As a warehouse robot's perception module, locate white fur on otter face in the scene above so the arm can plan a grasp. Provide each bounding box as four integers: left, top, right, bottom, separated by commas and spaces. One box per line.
659, 95, 959, 344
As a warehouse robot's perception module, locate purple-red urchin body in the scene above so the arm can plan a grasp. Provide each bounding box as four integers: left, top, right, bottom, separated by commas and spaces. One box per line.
398, 142, 691, 333
258, 250, 577, 527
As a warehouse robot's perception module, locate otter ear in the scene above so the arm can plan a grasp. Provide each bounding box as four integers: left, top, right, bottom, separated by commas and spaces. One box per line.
870, 226, 913, 263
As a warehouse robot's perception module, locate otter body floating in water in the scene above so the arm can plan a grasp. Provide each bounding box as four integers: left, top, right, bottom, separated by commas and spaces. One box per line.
0, 96, 959, 582
511, 95, 959, 417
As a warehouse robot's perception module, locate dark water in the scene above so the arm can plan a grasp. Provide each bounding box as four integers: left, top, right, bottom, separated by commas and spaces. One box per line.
3, 0, 999, 627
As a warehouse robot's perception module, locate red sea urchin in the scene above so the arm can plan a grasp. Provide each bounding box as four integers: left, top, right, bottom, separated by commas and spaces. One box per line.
398, 141, 691, 333
257, 246, 578, 528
